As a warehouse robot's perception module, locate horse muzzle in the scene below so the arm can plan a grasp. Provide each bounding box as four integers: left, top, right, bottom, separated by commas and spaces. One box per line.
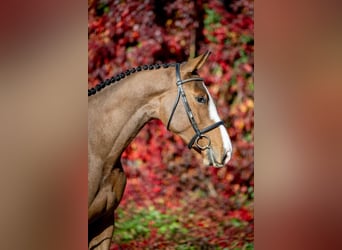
203, 147, 231, 168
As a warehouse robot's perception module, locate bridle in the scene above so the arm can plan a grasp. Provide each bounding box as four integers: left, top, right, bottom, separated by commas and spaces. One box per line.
166, 63, 225, 150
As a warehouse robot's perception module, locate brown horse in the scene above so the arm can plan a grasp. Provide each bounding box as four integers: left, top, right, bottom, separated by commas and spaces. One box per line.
88, 51, 232, 250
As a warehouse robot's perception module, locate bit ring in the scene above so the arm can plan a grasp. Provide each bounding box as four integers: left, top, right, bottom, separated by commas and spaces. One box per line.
195, 135, 211, 150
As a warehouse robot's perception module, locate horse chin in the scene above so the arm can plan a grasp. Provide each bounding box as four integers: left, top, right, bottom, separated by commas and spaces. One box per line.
203, 148, 225, 168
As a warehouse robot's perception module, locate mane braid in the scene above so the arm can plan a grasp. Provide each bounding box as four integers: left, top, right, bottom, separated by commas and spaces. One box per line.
88, 62, 176, 96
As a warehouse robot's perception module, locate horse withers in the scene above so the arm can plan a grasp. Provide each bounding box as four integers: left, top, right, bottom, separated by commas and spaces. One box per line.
88, 51, 232, 249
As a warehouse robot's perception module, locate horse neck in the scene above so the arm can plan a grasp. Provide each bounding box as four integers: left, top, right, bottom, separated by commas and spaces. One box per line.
88, 68, 173, 162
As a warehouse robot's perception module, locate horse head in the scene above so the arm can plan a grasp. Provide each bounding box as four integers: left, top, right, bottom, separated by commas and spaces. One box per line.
160, 51, 232, 167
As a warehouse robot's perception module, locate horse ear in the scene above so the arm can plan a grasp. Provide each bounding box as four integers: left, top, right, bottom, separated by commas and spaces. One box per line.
181, 50, 211, 73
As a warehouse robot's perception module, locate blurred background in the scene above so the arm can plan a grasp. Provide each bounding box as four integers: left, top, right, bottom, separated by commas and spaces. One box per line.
89, 0, 254, 248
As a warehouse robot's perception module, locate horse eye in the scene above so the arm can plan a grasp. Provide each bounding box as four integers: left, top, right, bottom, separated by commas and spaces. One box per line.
196, 96, 207, 104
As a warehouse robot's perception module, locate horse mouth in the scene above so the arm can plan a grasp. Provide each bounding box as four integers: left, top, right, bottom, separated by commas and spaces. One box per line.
204, 148, 226, 168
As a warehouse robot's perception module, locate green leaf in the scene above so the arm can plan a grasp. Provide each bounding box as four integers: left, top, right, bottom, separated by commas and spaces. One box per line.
244, 242, 254, 250
240, 34, 253, 44
230, 218, 242, 228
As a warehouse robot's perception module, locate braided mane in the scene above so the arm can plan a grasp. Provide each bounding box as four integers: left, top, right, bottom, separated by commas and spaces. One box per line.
88, 63, 176, 96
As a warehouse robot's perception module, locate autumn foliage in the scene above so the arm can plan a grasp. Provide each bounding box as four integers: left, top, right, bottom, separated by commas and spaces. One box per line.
89, 0, 254, 248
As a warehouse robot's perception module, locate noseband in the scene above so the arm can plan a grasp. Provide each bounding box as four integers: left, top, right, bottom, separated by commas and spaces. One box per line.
166, 63, 225, 150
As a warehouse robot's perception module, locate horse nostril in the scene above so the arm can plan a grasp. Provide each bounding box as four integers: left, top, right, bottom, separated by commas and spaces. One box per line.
222, 153, 227, 164
222, 150, 231, 164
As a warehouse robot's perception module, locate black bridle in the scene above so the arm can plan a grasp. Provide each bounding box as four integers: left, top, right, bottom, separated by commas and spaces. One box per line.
166, 63, 225, 150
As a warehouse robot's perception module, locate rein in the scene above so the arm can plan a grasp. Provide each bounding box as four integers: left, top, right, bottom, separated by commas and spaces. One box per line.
166, 63, 224, 150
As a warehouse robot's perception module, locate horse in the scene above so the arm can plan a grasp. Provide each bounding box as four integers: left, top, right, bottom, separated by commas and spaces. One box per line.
88, 51, 232, 250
